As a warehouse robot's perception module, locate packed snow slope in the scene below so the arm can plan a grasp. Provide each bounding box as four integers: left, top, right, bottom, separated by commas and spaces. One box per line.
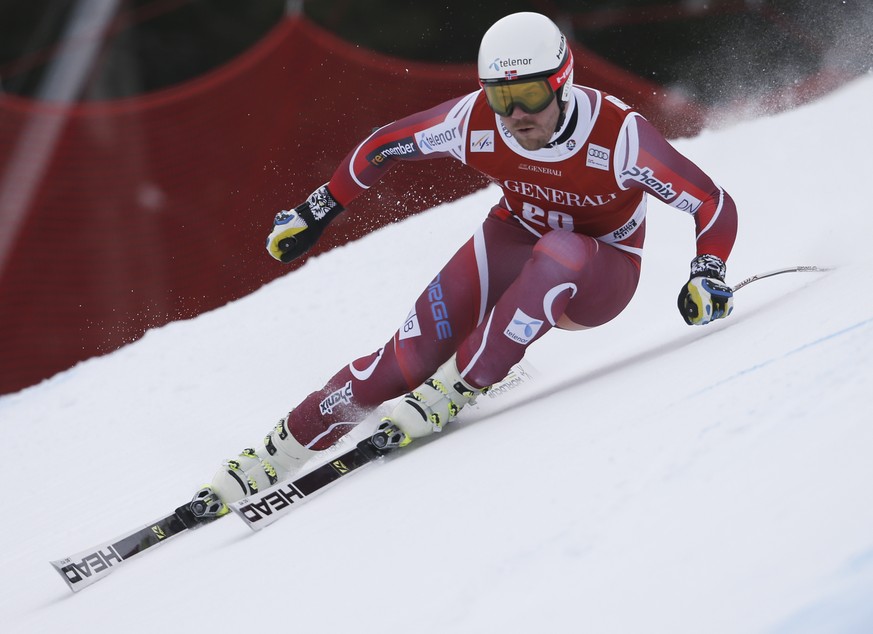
2, 74, 873, 634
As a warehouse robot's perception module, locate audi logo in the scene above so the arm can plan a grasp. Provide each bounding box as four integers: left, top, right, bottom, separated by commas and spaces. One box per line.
588, 148, 609, 160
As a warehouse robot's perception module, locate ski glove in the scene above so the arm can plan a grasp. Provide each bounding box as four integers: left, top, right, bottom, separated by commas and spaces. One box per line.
266, 184, 344, 263
677, 254, 734, 325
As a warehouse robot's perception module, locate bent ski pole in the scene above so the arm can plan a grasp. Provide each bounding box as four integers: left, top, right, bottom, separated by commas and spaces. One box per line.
731, 265, 832, 292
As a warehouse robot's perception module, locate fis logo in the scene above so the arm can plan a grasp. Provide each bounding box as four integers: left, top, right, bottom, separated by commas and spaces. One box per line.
470, 130, 494, 153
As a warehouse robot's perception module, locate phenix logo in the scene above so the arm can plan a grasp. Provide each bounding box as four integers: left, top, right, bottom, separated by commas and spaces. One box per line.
621, 165, 677, 201
320, 381, 354, 415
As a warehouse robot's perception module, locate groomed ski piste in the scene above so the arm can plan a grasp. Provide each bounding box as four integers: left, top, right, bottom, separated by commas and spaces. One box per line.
2, 74, 872, 633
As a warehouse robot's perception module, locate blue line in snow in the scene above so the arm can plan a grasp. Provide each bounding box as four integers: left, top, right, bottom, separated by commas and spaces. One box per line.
691, 316, 873, 397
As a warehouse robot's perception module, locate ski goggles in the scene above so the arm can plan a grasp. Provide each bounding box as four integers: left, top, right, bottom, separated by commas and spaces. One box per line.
481, 77, 556, 117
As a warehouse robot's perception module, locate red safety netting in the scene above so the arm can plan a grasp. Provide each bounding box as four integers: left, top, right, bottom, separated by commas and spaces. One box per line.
0, 15, 707, 395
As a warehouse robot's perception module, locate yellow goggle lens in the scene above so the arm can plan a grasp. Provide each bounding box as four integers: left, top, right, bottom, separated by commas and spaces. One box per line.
483, 79, 555, 116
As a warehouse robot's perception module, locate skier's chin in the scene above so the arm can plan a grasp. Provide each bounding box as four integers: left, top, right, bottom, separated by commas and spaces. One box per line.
509, 127, 551, 151
513, 132, 550, 151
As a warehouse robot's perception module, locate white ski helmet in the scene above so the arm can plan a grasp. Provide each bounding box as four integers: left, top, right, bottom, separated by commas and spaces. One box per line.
477, 12, 574, 117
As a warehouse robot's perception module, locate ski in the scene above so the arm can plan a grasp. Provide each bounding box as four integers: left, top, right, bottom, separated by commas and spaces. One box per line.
230, 423, 401, 530
50, 362, 536, 592
230, 361, 537, 530
49, 501, 215, 593
47, 426, 402, 592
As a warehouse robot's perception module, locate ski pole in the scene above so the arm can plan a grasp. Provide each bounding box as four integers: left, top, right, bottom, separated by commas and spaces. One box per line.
731, 265, 832, 292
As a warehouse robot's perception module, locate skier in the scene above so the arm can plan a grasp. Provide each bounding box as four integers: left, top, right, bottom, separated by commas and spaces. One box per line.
196, 12, 738, 516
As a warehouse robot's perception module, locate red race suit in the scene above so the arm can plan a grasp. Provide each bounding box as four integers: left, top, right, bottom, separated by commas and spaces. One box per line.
289, 86, 737, 448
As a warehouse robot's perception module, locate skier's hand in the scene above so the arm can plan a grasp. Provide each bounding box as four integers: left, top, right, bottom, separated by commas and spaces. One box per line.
266, 184, 344, 263
677, 254, 734, 325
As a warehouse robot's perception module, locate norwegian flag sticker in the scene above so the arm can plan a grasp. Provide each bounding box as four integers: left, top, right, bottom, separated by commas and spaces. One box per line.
505, 69, 518, 80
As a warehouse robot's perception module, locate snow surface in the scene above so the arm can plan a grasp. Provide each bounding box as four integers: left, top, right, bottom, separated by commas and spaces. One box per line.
2, 74, 873, 633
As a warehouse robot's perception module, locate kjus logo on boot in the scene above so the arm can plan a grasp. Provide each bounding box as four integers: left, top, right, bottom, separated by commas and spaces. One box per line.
503, 309, 544, 345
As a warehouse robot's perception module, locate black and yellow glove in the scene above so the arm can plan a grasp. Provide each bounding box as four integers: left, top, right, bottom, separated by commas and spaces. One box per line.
266, 184, 344, 263
677, 254, 734, 325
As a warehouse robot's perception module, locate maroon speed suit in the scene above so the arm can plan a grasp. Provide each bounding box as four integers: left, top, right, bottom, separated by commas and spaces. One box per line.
288, 86, 737, 449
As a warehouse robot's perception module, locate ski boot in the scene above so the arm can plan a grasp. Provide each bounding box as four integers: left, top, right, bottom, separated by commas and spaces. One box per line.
209, 413, 317, 504
384, 355, 487, 442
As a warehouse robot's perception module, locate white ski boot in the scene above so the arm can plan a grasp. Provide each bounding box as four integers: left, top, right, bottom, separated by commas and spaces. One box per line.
384, 354, 487, 445
209, 414, 317, 504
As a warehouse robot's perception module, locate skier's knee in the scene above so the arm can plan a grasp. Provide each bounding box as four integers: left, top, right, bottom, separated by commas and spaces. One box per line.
533, 230, 596, 272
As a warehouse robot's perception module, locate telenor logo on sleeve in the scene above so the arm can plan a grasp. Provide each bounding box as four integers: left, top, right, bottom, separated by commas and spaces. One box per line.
415, 122, 461, 155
